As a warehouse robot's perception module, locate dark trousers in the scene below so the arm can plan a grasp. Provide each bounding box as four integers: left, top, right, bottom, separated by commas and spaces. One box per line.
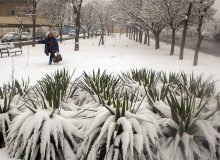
49, 52, 55, 62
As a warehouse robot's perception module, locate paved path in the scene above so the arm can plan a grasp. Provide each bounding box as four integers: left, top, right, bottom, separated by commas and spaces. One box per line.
161, 36, 220, 57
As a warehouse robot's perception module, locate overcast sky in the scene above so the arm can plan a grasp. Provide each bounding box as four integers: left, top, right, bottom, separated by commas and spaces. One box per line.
214, 0, 220, 18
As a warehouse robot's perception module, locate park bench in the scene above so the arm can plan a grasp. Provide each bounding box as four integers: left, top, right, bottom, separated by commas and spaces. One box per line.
0, 43, 22, 58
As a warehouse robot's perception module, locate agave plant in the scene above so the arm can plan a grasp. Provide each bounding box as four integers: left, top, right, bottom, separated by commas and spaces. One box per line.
14, 78, 30, 96
146, 84, 170, 116
158, 93, 220, 160
0, 84, 14, 148
6, 109, 83, 160
77, 91, 160, 160
122, 68, 161, 87
6, 69, 83, 159
160, 72, 185, 96
79, 69, 121, 106
37, 68, 74, 110
188, 74, 216, 99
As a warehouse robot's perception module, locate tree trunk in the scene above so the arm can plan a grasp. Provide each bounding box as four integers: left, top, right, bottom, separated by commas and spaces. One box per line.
147, 30, 150, 46
154, 32, 160, 49
83, 28, 86, 39
87, 29, 90, 39
193, 8, 207, 66
193, 35, 203, 66
144, 32, 147, 45
75, 12, 80, 51
112, 25, 114, 34
170, 28, 176, 56
126, 27, 128, 37
74, 1, 82, 51
136, 29, 139, 42
91, 30, 94, 38
32, 0, 37, 47
99, 28, 104, 46
133, 28, 135, 41
139, 30, 142, 44
179, 2, 193, 60
129, 28, 132, 39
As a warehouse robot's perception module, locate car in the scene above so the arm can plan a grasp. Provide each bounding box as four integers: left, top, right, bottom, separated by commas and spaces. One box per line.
68, 30, 76, 37
214, 33, 220, 41
35, 32, 46, 40
21, 32, 32, 41
203, 31, 213, 40
1, 32, 19, 43
96, 29, 102, 35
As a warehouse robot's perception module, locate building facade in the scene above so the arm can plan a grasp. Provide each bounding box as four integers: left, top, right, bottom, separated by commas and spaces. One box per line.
0, 0, 28, 16
0, 0, 49, 36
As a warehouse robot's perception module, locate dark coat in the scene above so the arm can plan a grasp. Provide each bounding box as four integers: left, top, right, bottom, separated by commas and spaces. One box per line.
39, 37, 59, 54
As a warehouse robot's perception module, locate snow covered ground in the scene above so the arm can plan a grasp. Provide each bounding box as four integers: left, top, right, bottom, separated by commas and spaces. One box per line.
0, 148, 16, 160
1, 34, 220, 159
0, 34, 220, 91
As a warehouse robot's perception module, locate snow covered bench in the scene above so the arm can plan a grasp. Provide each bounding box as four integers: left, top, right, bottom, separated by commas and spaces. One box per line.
0, 43, 22, 58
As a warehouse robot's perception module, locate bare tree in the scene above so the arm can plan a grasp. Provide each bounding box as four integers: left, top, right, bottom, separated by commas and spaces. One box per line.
179, 0, 194, 60
151, 0, 187, 55
81, 2, 97, 39
114, 0, 165, 49
72, 0, 83, 51
38, 0, 72, 43
193, 0, 215, 66
23, 0, 37, 47
93, 1, 113, 46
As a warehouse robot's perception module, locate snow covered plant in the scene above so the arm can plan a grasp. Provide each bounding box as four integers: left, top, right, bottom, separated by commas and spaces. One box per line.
5, 69, 82, 160
0, 85, 11, 148
37, 68, 74, 110
122, 68, 161, 86
77, 92, 160, 160
158, 93, 220, 160
14, 78, 30, 96
79, 69, 121, 106
6, 109, 83, 160
146, 84, 170, 116
188, 74, 216, 99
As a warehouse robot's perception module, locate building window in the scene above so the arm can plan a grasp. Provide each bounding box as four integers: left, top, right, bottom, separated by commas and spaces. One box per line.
12, 10, 15, 16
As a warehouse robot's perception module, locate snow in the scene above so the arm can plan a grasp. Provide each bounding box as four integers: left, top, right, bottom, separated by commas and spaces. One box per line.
0, 34, 220, 92
0, 148, 17, 160
1, 34, 220, 159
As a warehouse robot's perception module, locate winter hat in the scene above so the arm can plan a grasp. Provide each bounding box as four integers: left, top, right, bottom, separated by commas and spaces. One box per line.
46, 31, 53, 36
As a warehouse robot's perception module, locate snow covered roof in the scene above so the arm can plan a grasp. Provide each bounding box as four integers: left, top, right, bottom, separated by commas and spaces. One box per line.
0, 16, 49, 27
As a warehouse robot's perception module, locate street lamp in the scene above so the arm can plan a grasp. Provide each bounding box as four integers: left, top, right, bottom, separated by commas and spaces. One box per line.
111, 16, 116, 35
16, 16, 23, 48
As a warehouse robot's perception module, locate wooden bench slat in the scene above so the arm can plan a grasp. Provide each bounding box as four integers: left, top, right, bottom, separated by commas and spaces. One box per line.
0, 43, 22, 58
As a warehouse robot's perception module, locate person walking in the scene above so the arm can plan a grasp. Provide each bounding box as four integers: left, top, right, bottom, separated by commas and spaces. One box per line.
39, 31, 59, 65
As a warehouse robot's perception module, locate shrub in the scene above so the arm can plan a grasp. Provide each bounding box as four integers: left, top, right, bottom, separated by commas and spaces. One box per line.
0, 84, 14, 148
6, 69, 81, 159
36, 68, 73, 110
158, 93, 220, 160
77, 90, 160, 160
122, 68, 161, 86
79, 69, 121, 107
6, 109, 82, 160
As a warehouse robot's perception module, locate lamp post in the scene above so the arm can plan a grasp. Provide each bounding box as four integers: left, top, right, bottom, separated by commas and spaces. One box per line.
25, 0, 37, 47
16, 16, 23, 48
111, 16, 116, 35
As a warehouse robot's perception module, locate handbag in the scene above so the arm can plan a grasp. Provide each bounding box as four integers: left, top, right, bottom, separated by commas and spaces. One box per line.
53, 53, 62, 63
